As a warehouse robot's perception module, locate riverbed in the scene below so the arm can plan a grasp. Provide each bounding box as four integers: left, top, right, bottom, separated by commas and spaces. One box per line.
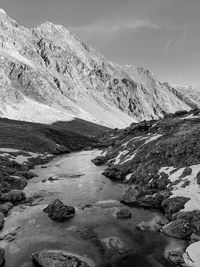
0, 150, 185, 266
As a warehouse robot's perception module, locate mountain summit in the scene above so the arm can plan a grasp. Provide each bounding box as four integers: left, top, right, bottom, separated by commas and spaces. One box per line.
0, 11, 192, 127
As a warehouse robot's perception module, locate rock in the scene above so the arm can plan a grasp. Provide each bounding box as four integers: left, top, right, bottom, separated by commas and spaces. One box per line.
0, 213, 4, 229
139, 191, 171, 209
190, 233, 200, 244
1, 190, 26, 203
43, 199, 75, 221
48, 177, 59, 182
180, 167, 192, 178
103, 165, 128, 181
136, 215, 169, 232
163, 210, 200, 239
183, 241, 200, 267
120, 186, 140, 205
32, 250, 90, 267
162, 196, 190, 216
0, 248, 4, 266
115, 209, 132, 219
168, 251, 187, 267
15, 171, 36, 180
91, 156, 106, 166
78, 226, 104, 254
0, 202, 13, 214
7, 176, 27, 190
196, 171, 200, 185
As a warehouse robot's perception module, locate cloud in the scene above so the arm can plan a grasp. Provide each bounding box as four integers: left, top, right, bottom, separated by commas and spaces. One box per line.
165, 27, 188, 52
70, 19, 160, 40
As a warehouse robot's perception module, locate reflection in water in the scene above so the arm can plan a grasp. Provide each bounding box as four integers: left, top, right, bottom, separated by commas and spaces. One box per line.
1, 151, 184, 267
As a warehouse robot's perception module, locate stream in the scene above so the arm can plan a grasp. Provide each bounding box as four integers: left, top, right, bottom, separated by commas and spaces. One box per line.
0, 150, 185, 267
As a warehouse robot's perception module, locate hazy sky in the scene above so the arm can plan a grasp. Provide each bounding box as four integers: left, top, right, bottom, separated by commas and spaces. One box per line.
1, 0, 200, 85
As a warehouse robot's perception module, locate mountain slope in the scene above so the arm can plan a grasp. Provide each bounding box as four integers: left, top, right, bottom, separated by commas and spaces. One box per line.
165, 82, 200, 110
0, 9, 191, 128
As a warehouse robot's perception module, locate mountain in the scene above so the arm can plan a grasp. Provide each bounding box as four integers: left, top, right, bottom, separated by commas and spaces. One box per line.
164, 82, 200, 110
0, 9, 191, 128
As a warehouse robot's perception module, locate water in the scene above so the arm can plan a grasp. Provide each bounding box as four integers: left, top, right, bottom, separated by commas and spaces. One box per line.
0, 150, 185, 267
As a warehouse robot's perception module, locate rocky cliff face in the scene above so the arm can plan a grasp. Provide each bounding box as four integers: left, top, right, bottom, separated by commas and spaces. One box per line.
0, 9, 191, 127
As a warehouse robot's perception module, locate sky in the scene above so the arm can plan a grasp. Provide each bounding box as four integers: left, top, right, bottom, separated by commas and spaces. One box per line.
1, 0, 200, 86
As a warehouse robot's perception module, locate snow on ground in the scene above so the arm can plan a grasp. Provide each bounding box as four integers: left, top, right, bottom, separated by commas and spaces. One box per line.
179, 114, 200, 120
118, 134, 162, 165
183, 241, 200, 267
0, 148, 51, 163
114, 150, 129, 164
2, 97, 75, 124
159, 165, 200, 211
125, 173, 132, 181
144, 134, 162, 144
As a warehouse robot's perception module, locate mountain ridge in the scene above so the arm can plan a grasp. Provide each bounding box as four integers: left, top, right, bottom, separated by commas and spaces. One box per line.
0, 10, 193, 128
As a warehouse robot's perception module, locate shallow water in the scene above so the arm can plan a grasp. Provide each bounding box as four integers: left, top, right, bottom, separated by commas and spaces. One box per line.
1, 150, 185, 267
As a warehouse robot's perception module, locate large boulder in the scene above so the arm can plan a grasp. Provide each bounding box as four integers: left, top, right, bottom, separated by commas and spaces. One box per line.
163, 210, 200, 239
0, 202, 13, 215
162, 196, 190, 216
32, 250, 90, 267
1, 190, 26, 203
115, 209, 132, 219
6, 176, 27, 190
91, 156, 106, 166
120, 186, 140, 205
103, 165, 129, 181
168, 251, 186, 267
136, 215, 169, 233
139, 191, 171, 209
43, 199, 75, 221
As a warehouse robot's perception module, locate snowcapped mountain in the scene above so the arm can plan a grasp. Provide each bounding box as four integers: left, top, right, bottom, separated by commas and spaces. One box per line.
0, 9, 191, 128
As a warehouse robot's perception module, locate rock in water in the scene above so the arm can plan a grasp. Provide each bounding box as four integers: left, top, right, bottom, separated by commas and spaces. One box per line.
120, 186, 140, 205
1, 190, 26, 203
32, 250, 90, 267
0, 248, 4, 266
163, 210, 200, 239
168, 251, 187, 267
43, 199, 75, 221
115, 209, 132, 219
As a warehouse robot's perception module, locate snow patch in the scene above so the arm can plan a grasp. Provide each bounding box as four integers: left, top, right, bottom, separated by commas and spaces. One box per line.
114, 150, 129, 164
183, 241, 200, 267
144, 134, 162, 144
0, 148, 51, 163
2, 97, 74, 124
125, 173, 132, 181
159, 165, 200, 211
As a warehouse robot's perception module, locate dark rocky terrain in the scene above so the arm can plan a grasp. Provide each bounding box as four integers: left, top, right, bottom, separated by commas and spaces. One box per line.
92, 108, 200, 266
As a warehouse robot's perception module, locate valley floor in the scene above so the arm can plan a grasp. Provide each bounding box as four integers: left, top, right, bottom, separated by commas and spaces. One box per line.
0, 150, 184, 267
